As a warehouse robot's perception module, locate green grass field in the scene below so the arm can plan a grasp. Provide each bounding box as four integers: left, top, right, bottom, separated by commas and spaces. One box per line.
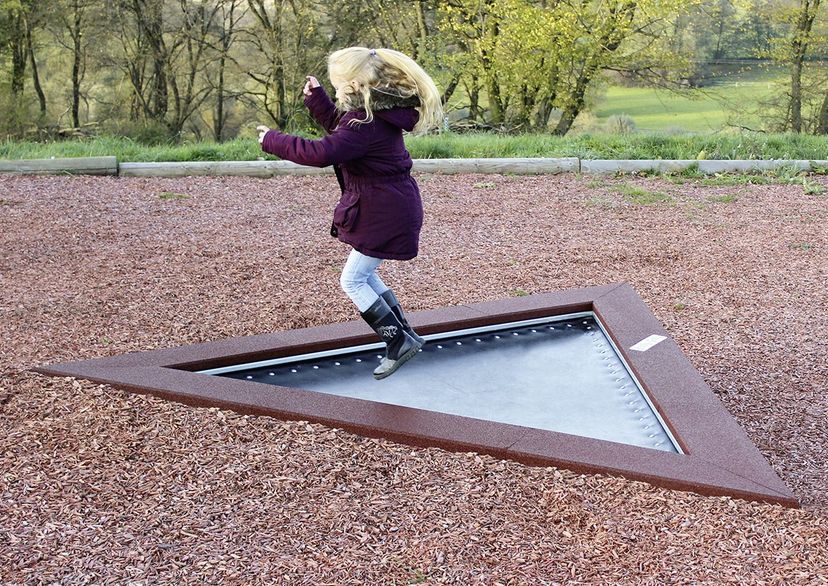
1, 131, 826, 162
594, 68, 786, 132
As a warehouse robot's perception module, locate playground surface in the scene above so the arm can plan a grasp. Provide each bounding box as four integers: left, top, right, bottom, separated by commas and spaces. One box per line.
2, 172, 827, 583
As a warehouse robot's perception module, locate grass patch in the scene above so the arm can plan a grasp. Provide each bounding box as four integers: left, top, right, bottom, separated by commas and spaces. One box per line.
765, 166, 828, 195
803, 180, 825, 195
679, 163, 703, 177
158, 191, 189, 200
707, 194, 739, 204
512, 288, 529, 297
617, 183, 674, 205
789, 243, 814, 251
700, 173, 774, 187
2, 131, 828, 162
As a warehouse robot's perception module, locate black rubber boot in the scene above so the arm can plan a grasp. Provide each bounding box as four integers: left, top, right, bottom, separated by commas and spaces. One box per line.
380, 289, 425, 345
361, 297, 423, 380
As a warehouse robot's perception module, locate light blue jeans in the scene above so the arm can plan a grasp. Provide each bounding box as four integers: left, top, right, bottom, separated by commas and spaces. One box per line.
340, 249, 390, 312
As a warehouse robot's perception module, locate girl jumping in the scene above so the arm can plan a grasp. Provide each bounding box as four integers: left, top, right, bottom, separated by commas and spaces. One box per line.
257, 47, 442, 379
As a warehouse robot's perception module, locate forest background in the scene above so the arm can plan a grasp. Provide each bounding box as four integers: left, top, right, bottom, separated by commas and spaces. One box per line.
1, 0, 827, 151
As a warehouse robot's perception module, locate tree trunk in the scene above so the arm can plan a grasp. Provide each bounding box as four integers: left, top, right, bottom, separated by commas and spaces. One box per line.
414, 0, 428, 61
70, 0, 84, 128
790, 57, 803, 133
553, 3, 637, 136
468, 75, 481, 122
534, 95, 555, 129
25, 16, 47, 117
553, 105, 579, 136
137, 0, 168, 121
480, 14, 503, 125
248, 0, 289, 128
215, 54, 227, 142
816, 91, 828, 134
441, 74, 460, 106
534, 65, 559, 129
10, 12, 28, 101
789, 0, 820, 133
213, 0, 240, 142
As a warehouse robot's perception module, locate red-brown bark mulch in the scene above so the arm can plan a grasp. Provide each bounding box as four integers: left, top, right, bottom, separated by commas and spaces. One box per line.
1, 173, 826, 584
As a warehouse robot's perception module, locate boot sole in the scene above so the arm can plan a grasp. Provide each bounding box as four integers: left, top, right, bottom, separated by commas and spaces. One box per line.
373, 341, 423, 380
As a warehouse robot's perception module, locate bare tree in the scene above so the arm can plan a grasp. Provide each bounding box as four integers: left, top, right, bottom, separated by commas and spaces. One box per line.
245, 0, 326, 128
111, 0, 168, 123
26, 7, 47, 117
788, 0, 821, 132
4, 7, 28, 103
51, 0, 102, 129
166, 0, 222, 137
212, 0, 246, 141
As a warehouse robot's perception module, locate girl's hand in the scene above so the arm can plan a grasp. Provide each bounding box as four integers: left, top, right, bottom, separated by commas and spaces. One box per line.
256, 125, 271, 144
303, 76, 320, 96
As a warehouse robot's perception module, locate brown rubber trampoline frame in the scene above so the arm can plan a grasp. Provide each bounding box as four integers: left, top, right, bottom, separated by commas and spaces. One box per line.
34, 283, 798, 507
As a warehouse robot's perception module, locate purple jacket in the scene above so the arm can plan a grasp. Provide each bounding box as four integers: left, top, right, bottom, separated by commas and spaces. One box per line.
260, 86, 423, 260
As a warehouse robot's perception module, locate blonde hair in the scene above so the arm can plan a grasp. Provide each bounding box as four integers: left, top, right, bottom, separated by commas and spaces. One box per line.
327, 47, 442, 135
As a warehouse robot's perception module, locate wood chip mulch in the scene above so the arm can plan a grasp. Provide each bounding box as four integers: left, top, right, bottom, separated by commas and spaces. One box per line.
1, 172, 827, 584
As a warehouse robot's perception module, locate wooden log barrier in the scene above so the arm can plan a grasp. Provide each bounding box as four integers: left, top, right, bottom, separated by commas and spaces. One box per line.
412, 157, 580, 174
1, 156, 826, 178
581, 159, 828, 174
0, 156, 118, 176
118, 160, 331, 178
118, 158, 581, 177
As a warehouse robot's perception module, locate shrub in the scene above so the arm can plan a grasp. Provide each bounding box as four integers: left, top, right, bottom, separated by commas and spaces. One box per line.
604, 114, 637, 135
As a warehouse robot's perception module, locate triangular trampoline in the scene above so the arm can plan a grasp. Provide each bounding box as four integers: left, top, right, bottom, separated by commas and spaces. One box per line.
34, 283, 797, 507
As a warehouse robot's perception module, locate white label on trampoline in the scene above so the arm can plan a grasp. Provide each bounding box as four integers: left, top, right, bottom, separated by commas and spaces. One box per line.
630, 335, 667, 352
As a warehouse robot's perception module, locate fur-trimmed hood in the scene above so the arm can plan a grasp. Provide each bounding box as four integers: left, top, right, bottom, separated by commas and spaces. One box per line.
341, 86, 420, 110
339, 87, 420, 132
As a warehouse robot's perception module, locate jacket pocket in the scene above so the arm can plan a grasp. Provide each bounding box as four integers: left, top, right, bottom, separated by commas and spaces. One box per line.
332, 190, 360, 231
